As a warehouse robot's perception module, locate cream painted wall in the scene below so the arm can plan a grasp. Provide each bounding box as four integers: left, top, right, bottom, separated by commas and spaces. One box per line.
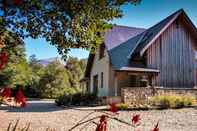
90, 48, 110, 96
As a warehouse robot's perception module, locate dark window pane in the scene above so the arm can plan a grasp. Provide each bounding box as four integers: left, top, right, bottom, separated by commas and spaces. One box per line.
101, 72, 103, 88
99, 44, 105, 59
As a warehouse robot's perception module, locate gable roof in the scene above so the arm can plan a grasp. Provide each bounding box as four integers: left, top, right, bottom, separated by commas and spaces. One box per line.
133, 9, 182, 56
85, 25, 145, 77
85, 9, 197, 77
109, 9, 197, 70
137, 9, 197, 56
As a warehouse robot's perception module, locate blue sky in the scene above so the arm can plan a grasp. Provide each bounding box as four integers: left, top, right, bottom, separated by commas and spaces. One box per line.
24, 0, 197, 60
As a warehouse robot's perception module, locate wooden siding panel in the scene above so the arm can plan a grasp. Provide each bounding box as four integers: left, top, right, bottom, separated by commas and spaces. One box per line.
147, 20, 196, 88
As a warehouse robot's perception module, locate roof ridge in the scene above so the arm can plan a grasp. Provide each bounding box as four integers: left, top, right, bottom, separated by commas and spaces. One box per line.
133, 9, 184, 56
145, 9, 184, 31
113, 24, 146, 30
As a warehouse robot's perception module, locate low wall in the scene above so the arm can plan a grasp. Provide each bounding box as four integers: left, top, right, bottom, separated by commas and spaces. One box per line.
121, 87, 197, 105
121, 87, 154, 105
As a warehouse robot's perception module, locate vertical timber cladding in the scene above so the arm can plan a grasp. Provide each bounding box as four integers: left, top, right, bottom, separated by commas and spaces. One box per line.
147, 19, 196, 88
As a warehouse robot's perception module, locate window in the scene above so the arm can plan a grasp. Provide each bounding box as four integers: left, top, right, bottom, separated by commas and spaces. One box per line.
93, 75, 98, 94
101, 72, 104, 88
99, 44, 105, 59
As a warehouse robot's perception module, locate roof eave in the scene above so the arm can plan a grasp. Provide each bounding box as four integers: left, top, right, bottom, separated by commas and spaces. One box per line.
139, 11, 182, 56
117, 67, 160, 73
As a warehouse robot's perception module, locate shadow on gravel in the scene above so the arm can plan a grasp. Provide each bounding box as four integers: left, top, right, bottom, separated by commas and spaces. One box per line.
0, 100, 63, 112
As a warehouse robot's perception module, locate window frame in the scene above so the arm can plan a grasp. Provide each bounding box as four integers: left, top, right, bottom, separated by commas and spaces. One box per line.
99, 44, 105, 59
101, 72, 104, 88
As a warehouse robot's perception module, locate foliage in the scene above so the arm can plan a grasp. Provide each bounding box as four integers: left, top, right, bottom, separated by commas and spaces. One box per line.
150, 94, 196, 109
0, 44, 33, 88
0, 51, 8, 69
27, 56, 87, 98
65, 57, 87, 89
37, 61, 74, 98
55, 93, 97, 106
26, 55, 45, 97
1, 51, 87, 98
0, 30, 23, 52
116, 103, 129, 110
0, 0, 141, 58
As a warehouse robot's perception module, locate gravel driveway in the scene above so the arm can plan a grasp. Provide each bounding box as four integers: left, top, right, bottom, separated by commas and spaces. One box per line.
1, 100, 197, 131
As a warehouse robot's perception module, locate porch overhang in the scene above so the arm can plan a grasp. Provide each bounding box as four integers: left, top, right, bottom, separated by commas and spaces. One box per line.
117, 67, 160, 73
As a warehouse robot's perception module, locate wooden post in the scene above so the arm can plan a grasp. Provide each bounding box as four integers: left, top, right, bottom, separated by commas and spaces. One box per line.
114, 72, 118, 96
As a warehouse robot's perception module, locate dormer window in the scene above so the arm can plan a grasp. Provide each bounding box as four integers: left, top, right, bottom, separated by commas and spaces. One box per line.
99, 44, 105, 59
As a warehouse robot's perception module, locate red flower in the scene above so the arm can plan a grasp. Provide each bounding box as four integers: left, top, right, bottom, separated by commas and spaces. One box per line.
0, 51, 8, 70
13, 0, 23, 5
151, 122, 159, 131
1, 87, 11, 98
15, 90, 26, 107
132, 114, 140, 125
109, 103, 118, 114
96, 115, 107, 131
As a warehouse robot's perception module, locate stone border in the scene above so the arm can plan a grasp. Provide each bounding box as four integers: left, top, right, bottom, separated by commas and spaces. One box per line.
121, 87, 197, 105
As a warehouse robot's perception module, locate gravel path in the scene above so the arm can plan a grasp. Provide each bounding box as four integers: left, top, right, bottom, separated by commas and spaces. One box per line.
1, 100, 197, 131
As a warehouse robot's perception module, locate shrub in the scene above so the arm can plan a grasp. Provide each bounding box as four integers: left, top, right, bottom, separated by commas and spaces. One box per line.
55, 93, 98, 106
150, 95, 170, 109
116, 103, 129, 110
183, 95, 196, 106
150, 94, 196, 109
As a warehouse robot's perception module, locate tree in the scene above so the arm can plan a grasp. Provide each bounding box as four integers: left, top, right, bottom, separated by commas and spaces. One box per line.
38, 61, 74, 98
29, 54, 37, 66
27, 54, 45, 97
0, 44, 33, 88
29, 54, 45, 87
0, 0, 141, 58
66, 57, 87, 89
0, 30, 26, 88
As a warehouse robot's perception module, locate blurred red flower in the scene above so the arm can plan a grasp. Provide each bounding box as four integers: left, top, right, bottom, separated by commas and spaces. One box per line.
96, 115, 107, 131
109, 103, 118, 114
132, 114, 140, 125
0, 51, 8, 70
13, 0, 23, 5
15, 90, 26, 107
151, 122, 159, 131
1, 87, 11, 98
